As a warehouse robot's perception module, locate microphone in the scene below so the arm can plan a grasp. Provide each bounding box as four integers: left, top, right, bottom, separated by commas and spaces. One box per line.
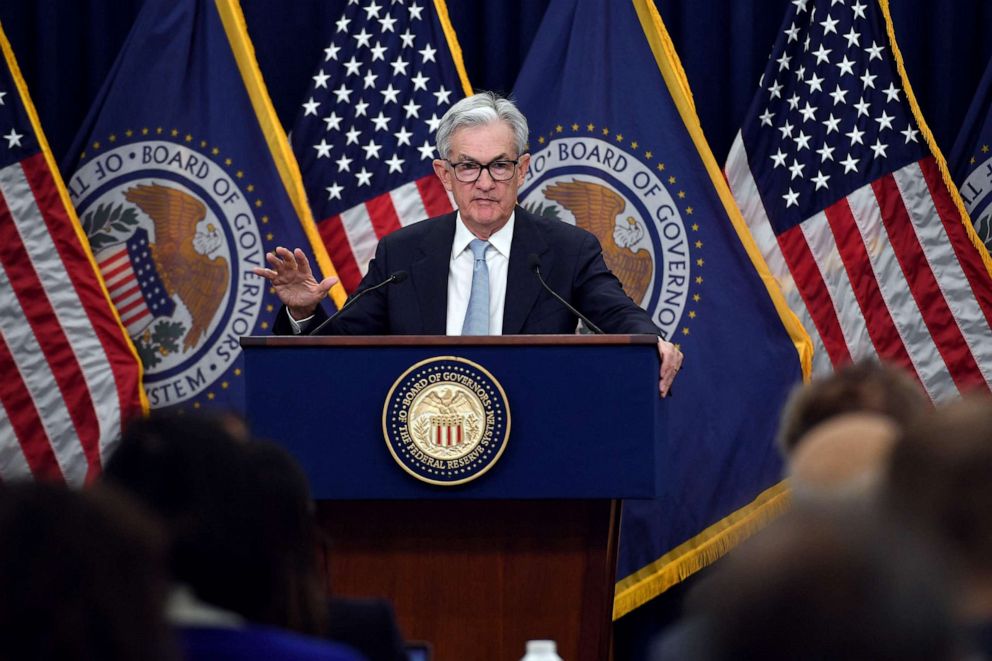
527, 253, 604, 334
308, 270, 408, 336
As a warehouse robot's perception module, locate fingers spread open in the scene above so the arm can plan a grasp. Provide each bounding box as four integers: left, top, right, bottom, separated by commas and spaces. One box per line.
293, 248, 311, 272
251, 267, 277, 280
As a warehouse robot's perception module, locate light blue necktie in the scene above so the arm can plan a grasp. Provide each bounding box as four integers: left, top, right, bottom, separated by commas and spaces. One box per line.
461, 239, 491, 335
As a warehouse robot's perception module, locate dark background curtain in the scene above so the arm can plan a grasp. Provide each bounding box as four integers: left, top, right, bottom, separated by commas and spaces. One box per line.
3, 1, 991, 168
3, 1, 991, 658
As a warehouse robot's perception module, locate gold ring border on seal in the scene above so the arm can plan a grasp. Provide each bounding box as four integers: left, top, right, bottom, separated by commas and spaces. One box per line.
381, 355, 511, 487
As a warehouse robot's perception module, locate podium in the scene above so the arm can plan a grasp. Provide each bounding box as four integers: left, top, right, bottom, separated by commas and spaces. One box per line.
241, 335, 662, 661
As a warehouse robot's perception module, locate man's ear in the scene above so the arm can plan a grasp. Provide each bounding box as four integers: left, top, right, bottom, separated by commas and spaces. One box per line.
516, 153, 532, 185
433, 159, 453, 191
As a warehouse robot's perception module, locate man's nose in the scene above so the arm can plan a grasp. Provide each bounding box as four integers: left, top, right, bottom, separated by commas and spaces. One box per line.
475, 168, 497, 188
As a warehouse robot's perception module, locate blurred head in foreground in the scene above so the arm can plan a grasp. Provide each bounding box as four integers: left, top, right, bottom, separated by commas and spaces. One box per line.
885, 395, 992, 625
777, 359, 928, 457
787, 411, 899, 505
671, 508, 961, 660
0, 481, 173, 661
104, 411, 327, 636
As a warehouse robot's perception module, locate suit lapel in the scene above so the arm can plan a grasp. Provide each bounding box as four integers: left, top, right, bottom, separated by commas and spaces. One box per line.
412, 213, 456, 334
503, 208, 550, 335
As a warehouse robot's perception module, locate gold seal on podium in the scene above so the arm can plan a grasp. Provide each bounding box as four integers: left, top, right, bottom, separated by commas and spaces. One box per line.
382, 356, 510, 486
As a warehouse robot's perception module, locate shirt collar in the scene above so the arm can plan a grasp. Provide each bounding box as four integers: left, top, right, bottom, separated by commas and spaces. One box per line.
452, 210, 515, 259
166, 584, 245, 628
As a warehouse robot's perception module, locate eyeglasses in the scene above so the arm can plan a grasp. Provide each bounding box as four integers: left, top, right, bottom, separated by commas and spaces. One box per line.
444, 158, 519, 183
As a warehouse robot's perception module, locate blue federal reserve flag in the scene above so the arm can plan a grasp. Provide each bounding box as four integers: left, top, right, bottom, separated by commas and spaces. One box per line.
63, 0, 343, 412
513, 0, 811, 617
950, 54, 992, 256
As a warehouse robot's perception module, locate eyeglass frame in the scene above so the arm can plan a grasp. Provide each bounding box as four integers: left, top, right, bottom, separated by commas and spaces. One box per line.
443, 157, 522, 183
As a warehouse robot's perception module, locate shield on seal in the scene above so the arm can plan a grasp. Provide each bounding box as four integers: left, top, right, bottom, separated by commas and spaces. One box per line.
430, 413, 464, 447
94, 227, 175, 336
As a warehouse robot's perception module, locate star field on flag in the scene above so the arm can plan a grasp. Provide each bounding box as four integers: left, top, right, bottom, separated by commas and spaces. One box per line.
292, 0, 467, 291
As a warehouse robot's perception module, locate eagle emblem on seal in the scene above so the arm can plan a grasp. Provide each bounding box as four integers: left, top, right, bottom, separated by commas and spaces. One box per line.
543, 179, 653, 305
124, 183, 229, 351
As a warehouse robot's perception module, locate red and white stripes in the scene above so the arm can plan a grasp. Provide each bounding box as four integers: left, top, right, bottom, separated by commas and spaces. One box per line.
98, 245, 152, 335
0, 153, 143, 484
317, 173, 454, 291
727, 132, 992, 401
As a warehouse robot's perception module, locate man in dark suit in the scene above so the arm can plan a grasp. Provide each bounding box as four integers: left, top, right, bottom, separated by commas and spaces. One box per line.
255, 92, 683, 396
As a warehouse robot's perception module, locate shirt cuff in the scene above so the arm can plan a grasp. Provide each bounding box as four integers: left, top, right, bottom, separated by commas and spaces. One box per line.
287, 309, 315, 335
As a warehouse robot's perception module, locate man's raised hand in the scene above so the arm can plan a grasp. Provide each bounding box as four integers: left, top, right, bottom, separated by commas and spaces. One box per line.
251, 247, 338, 320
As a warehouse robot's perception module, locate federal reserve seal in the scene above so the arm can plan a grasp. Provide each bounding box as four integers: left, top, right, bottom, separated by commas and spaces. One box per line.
520, 129, 698, 341
382, 357, 510, 486
67, 133, 278, 409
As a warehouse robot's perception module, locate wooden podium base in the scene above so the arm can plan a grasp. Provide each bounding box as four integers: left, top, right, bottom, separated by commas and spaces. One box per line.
316, 499, 620, 661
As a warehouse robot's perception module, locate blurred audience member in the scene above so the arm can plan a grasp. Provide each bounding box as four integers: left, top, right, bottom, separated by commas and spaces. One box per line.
652, 508, 962, 661
104, 412, 362, 660
651, 361, 953, 661
0, 482, 175, 661
239, 440, 329, 635
886, 395, 992, 656
787, 412, 898, 505
777, 359, 928, 456
242, 441, 408, 661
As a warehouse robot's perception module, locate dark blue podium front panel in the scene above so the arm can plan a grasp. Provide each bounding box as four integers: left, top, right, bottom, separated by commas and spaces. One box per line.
242, 337, 663, 500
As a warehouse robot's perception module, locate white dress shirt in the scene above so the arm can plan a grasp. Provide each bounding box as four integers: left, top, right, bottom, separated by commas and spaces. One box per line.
288, 211, 515, 335
446, 211, 513, 335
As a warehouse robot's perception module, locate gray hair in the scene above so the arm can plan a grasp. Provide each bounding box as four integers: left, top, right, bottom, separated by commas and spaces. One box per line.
434, 91, 528, 160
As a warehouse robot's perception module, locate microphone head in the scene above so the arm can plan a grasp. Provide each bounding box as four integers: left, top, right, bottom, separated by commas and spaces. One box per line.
527, 253, 541, 272
391, 270, 409, 284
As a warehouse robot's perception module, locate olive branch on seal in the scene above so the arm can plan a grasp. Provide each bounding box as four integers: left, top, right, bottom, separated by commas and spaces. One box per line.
134, 320, 187, 368
974, 214, 992, 254
82, 202, 140, 251
412, 417, 431, 445
465, 414, 480, 441
522, 200, 561, 222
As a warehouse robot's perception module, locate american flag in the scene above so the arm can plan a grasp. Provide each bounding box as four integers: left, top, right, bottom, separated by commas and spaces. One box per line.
0, 26, 144, 483
292, 0, 470, 292
726, 0, 992, 401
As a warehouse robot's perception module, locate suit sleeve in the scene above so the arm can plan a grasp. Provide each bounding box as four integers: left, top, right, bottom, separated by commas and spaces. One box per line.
573, 232, 663, 336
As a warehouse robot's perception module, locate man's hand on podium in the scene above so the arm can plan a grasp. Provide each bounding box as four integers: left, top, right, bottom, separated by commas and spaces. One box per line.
658, 338, 683, 398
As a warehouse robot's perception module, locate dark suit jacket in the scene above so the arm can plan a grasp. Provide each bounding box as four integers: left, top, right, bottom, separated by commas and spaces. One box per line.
275, 206, 661, 336
326, 597, 407, 661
